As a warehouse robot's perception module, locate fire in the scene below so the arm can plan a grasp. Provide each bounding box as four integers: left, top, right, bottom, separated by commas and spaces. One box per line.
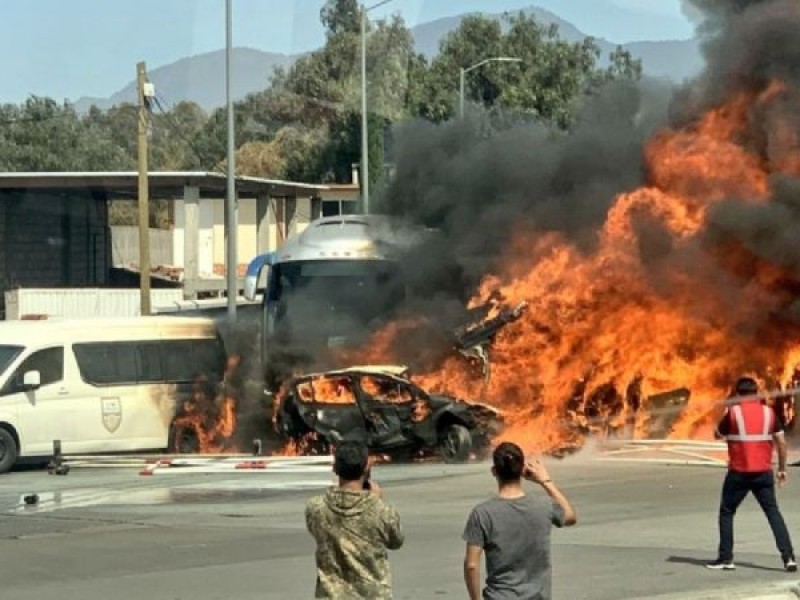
355, 75, 800, 455
307, 376, 358, 405
170, 355, 242, 453
273, 433, 322, 456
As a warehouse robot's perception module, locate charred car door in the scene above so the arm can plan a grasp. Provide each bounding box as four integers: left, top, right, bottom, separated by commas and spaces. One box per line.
358, 375, 416, 449
296, 375, 368, 444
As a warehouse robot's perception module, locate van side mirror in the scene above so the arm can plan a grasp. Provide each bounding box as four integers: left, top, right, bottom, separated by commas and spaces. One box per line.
22, 370, 41, 391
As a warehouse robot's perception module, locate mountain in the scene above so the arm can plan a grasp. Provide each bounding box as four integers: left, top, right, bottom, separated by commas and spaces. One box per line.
410, 7, 703, 82
72, 6, 703, 112
624, 39, 703, 82
74, 47, 299, 113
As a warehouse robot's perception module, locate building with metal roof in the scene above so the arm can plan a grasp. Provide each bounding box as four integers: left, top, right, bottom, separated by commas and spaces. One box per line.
0, 171, 330, 317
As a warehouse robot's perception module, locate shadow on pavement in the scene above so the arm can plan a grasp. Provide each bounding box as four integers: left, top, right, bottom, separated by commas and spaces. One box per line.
667, 555, 784, 573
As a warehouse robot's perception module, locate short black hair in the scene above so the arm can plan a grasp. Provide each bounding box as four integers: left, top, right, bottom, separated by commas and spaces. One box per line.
493, 442, 525, 482
734, 376, 759, 396
334, 441, 369, 481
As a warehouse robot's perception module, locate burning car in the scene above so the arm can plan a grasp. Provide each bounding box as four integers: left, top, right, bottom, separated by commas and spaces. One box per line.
274, 365, 503, 462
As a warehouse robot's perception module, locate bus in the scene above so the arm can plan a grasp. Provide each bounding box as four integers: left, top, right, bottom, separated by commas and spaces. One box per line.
244, 215, 425, 392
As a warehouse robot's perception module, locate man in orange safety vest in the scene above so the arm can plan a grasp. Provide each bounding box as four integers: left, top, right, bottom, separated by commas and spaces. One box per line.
707, 376, 796, 572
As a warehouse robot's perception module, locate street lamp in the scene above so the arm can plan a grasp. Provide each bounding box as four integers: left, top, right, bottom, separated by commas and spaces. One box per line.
225, 0, 237, 321
361, 0, 393, 215
459, 56, 522, 118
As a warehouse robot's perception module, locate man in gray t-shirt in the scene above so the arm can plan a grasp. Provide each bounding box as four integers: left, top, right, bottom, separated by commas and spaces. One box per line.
462, 442, 577, 600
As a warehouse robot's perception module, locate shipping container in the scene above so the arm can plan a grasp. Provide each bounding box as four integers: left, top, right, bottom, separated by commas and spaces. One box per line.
4, 288, 185, 320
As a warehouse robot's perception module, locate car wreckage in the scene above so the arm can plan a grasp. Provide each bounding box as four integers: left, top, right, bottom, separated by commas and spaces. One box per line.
273, 366, 504, 462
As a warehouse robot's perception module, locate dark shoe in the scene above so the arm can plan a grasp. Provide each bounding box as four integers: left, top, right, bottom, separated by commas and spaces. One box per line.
784, 558, 797, 572
706, 559, 735, 570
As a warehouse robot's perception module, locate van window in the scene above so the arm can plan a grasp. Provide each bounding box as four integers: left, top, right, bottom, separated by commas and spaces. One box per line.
136, 343, 163, 383
0, 345, 23, 377
162, 340, 224, 382
74, 339, 223, 386
74, 343, 137, 385
0, 347, 64, 395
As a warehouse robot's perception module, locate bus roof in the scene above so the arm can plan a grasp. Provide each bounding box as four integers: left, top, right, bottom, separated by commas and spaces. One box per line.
0, 316, 219, 346
275, 215, 428, 263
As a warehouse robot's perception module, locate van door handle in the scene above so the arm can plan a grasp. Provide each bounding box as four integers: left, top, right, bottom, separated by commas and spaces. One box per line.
58, 387, 69, 395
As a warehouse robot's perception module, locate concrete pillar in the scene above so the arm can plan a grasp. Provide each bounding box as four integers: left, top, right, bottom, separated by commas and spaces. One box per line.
256, 192, 271, 253
274, 196, 285, 244
285, 196, 297, 237
183, 185, 200, 300
310, 196, 322, 221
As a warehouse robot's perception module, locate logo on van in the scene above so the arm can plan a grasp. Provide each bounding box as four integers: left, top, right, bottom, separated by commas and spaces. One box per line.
101, 397, 122, 433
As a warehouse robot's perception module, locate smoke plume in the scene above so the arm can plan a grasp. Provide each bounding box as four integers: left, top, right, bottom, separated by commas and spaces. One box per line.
378, 80, 670, 307
365, 0, 800, 450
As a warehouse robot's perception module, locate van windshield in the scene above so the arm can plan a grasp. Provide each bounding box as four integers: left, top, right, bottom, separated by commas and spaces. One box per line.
0, 346, 24, 376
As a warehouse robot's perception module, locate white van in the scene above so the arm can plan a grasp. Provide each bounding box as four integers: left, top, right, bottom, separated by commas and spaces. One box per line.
0, 316, 226, 472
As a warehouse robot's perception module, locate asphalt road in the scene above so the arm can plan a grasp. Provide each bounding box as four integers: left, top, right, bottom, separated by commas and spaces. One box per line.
0, 451, 799, 600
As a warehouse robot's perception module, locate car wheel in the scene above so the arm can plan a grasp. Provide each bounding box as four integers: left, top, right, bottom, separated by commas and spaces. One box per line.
439, 423, 472, 463
0, 428, 19, 473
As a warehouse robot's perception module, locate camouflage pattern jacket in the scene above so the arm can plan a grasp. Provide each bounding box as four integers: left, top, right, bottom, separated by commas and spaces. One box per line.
306, 486, 404, 599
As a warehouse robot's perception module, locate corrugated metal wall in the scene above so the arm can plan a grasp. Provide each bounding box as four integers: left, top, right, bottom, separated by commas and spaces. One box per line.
4, 288, 186, 319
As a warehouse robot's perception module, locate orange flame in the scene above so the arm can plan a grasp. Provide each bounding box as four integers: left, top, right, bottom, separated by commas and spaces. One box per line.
170, 355, 242, 453
353, 78, 800, 455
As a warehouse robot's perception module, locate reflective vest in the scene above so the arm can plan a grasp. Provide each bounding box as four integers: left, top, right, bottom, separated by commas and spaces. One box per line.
725, 400, 776, 473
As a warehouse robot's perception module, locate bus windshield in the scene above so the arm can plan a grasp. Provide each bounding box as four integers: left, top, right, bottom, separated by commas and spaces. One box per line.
0, 345, 24, 377
267, 259, 403, 340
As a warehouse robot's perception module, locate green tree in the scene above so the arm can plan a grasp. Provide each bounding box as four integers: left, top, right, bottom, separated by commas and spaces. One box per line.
415, 12, 642, 128
320, 0, 360, 37
0, 97, 130, 171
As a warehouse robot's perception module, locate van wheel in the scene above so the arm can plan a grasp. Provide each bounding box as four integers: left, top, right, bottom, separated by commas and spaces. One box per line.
438, 424, 472, 463
0, 429, 18, 473
169, 427, 199, 454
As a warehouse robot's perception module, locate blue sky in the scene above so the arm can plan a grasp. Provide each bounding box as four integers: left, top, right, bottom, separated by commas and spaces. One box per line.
0, 0, 694, 103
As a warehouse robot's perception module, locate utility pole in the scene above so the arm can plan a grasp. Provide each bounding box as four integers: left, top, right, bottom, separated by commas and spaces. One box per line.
136, 61, 152, 316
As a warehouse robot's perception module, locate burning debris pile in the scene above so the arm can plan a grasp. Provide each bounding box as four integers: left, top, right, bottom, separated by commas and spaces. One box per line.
367, 0, 800, 454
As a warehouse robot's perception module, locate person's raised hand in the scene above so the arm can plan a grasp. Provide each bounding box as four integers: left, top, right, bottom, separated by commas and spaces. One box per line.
523, 458, 551, 485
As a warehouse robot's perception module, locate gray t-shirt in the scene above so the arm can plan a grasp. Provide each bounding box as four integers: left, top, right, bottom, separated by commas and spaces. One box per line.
463, 494, 566, 600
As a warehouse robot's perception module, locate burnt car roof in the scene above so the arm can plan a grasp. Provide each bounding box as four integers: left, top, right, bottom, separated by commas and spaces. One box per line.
294, 364, 412, 381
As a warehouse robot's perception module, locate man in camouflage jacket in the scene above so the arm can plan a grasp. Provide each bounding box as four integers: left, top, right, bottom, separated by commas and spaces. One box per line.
306, 441, 404, 599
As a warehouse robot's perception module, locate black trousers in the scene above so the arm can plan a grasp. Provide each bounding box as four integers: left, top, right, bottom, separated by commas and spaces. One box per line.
717, 470, 794, 562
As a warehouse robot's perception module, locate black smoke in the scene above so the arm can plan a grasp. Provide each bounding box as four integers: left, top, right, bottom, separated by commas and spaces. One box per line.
378, 79, 670, 307
674, 0, 800, 120
682, 0, 800, 294
370, 0, 800, 371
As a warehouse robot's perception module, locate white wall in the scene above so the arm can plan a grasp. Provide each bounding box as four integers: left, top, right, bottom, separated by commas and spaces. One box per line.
171, 194, 315, 273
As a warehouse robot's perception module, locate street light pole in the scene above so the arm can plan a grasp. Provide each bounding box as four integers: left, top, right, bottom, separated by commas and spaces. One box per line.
458, 56, 523, 118
360, 0, 393, 215
360, 8, 369, 214
225, 0, 237, 321
459, 67, 465, 120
